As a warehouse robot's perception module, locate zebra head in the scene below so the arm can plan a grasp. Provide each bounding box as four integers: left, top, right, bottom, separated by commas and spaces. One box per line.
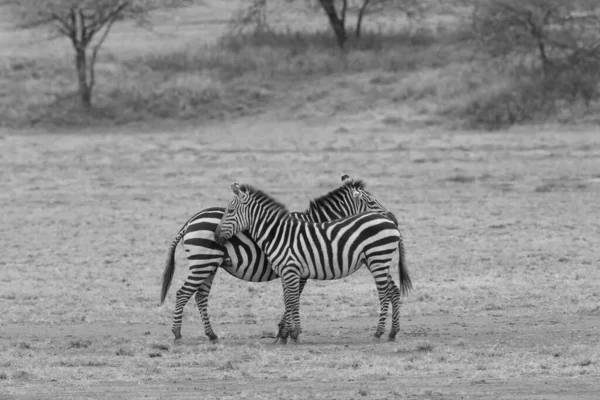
214, 182, 251, 246
340, 174, 398, 225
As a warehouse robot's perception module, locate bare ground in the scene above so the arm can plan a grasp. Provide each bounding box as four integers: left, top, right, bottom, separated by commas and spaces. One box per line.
1, 115, 600, 399
2, 313, 599, 399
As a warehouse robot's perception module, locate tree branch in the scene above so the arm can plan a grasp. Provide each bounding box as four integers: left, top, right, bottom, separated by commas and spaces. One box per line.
83, 1, 129, 47
87, 14, 119, 93
78, 8, 88, 47
340, 0, 348, 26
49, 12, 74, 37
69, 7, 79, 48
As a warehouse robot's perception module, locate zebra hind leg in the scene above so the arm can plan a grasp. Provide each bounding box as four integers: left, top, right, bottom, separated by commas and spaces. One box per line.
171, 263, 219, 341
369, 263, 392, 340
194, 271, 219, 343
387, 278, 401, 342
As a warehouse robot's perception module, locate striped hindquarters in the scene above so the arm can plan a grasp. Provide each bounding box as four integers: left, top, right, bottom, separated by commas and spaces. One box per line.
273, 212, 400, 280
184, 207, 277, 282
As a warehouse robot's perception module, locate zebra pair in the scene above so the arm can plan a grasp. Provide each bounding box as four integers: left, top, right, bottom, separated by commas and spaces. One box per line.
161, 175, 411, 343
214, 181, 411, 343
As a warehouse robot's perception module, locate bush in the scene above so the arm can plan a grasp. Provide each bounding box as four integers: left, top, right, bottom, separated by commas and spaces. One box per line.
460, 64, 600, 129
468, 0, 600, 128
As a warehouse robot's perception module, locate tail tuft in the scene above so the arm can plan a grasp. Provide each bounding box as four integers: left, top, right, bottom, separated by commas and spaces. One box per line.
160, 227, 187, 305
397, 236, 412, 296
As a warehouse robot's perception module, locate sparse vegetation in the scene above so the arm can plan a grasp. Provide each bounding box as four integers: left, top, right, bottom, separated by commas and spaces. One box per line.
0, 0, 598, 129
68, 339, 92, 349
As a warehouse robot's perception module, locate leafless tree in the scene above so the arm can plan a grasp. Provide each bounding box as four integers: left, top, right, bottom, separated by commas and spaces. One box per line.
229, 0, 269, 34
355, 0, 423, 39
317, 0, 348, 48
472, 0, 600, 78
1, 0, 191, 109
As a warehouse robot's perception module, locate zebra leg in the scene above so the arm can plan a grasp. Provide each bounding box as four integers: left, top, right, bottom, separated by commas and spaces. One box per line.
368, 262, 392, 340
277, 278, 291, 345
274, 277, 307, 344
387, 278, 402, 342
171, 263, 220, 341
194, 271, 219, 343
281, 267, 302, 344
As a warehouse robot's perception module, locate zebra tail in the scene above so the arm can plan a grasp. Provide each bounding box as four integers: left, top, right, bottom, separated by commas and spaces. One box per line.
398, 236, 413, 296
160, 223, 188, 305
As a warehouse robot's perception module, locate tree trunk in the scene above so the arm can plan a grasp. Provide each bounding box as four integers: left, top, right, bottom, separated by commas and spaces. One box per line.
537, 39, 550, 78
356, 0, 371, 39
318, 0, 347, 48
75, 47, 92, 109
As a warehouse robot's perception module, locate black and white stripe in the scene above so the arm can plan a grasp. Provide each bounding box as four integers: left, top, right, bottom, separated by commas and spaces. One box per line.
214, 183, 410, 343
160, 175, 411, 342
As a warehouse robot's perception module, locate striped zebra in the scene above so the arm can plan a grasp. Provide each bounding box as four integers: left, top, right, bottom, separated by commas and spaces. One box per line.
160, 175, 411, 342
214, 183, 408, 343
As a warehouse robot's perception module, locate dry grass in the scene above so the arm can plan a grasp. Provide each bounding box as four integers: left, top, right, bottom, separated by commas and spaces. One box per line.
0, 0, 502, 130
1, 117, 599, 398
0, 24, 476, 128
1, 1, 599, 130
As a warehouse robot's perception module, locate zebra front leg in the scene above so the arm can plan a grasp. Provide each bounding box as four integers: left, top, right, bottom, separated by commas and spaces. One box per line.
275, 278, 292, 345
281, 267, 302, 344
274, 277, 307, 343
194, 271, 219, 343
387, 278, 401, 342
171, 263, 219, 341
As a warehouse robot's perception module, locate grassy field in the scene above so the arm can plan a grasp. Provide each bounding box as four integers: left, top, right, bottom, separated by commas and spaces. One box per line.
1, 116, 600, 399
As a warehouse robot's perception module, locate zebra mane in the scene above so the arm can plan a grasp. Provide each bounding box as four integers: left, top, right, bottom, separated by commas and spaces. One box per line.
239, 184, 290, 216
307, 179, 366, 210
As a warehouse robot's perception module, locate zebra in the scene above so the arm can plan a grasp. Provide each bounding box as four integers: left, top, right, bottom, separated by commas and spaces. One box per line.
160, 175, 411, 342
214, 183, 408, 343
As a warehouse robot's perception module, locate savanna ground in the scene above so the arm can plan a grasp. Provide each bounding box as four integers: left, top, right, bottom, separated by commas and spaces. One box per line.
2, 120, 600, 399
2, 1, 600, 399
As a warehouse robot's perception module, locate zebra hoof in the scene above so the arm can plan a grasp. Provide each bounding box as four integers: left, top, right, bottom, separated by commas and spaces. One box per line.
387, 332, 397, 342
172, 330, 182, 341
207, 333, 219, 343
209, 337, 219, 344
278, 338, 288, 345
289, 337, 300, 345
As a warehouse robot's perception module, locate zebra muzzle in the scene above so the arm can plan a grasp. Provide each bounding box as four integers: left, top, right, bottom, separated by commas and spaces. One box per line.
214, 225, 226, 245
385, 211, 399, 226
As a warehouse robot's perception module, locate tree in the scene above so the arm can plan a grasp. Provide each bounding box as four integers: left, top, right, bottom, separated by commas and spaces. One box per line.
229, 0, 269, 34
355, 0, 423, 39
1, 0, 191, 109
472, 0, 600, 78
318, 0, 348, 48
317, 0, 425, 47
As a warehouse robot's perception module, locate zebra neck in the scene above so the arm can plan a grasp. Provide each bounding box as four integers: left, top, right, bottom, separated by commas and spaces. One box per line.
248, 209, 291, 254
304, 199, 356, 222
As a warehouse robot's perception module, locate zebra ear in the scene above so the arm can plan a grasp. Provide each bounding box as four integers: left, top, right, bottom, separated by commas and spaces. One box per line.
352, 188, 361, 199
231, 182, 241, 196
341, 174, 351, 183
